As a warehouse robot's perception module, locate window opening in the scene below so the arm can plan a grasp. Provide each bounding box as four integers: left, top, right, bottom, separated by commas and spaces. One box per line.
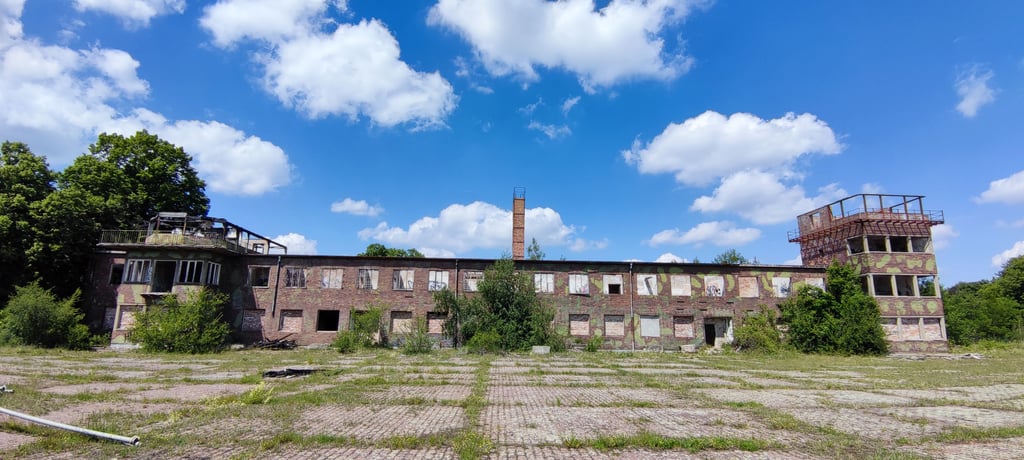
604, 274, 623, 295
848, 237, 865, 254
249, 266, 271, 287
534, 273, 554, 293
285, 267, 306, 288
316, 310, 340, 332
358, 269, 379, 290
207, 262, 221, 286
872, 275, 893, 296
704, 275, 725, 297
917, 275, 936, 296
866, 236, 888, 252
890, 236, 910, 252
464, 271, 483, 292
911, 237, 932, 253
393, 269, 414, 291
895, 275, 915, 296
124, 259, 152, 284
110, 263, 125, 284
428, 271, 449, 291
321, 268, 343, 289
772, 277, 791, 297
568, 273, 589, 295
152, 261, 176, 292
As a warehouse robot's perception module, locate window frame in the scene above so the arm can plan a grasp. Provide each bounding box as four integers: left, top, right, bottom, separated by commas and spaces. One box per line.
568, 273, 589, 295
428, 270, 449, 291
248, 266, 271, 287
393, 269, 415, 291
124, 259, 152, 284
357, 268, 379, 290
206, 262, 222, 286
321, 268, 344, 289
534, 273, 554, 293
284, 267, 307, 288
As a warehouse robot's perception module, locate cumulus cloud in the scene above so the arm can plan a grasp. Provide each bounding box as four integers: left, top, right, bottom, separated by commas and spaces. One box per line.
561, 95, 580, 115
201, 0, 455, 129
930, 224, 958, 250
955, 65, 996, 118
992, 241, 1024, 268
330, 198, 383, 217
783, 255, 802, 265
691, 170, 847, 225
357, 201, 602, 256
646, 221, 761, 247
655, 252, 687, 263
976, 170, 1024, 204
273, 232, 318, 255
74, 0, 185, 28
527, 121, 571, 139
623, 111, 842, 187
861, 182, 884, 194
428, 0, 703, 91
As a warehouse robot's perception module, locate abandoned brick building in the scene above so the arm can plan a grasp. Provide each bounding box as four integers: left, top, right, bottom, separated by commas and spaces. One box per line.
82, 193, 949, 353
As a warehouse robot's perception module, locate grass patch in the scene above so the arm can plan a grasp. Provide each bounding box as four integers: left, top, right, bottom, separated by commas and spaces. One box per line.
562, 432, 772, 452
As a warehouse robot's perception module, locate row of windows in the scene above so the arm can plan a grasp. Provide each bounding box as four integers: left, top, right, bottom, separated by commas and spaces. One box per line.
882, 317, 945, 341
848, 236, 933, 255
271, 309, 447, 334
861, 274, 937, 297
250, 267, 462, 291
114, 259, 221, 287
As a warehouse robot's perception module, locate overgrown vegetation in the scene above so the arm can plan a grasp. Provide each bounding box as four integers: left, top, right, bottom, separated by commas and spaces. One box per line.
333, 303, 387, 353
733, 307, 783, 354
433, 258, 563, 352
780, 262, 888, 355
944, 255, 1024, 345
0, 283, 94, 349
131, 288, 231, 353
401, 318, 434, 354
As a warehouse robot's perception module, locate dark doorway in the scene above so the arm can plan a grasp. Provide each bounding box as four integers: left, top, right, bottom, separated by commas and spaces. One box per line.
317, 310, 340, 332
704, 324, 716, 346
152, 261, 176, 292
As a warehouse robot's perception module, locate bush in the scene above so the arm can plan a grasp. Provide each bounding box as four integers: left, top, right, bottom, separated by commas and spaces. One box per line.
351, 304, 385, 347
0, 283, 93, 349
332, 330, 361, 353
733, 308, 783, 354
585, 333, 604, 352
466, 330, 501, 354
402, 318, 434, 355
131, 288, 231, 353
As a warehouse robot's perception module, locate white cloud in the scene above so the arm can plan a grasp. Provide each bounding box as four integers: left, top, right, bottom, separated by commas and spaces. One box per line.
331, 198, 383, 217
527, 121, 571, 139
861, 182, 884, 194
691, 170, 847, 225
655, 252, 687, 263
783, 255, 802, 265
976, 170, 1024, 204
992, 241, 1024, 267
74, 0, 185, 28
428, 0, 703, 91
273, 232, 318, 255
569, 237, 608, 252
561, 95, 580, 115
930, 223, 958, 250
201, 1, 455, 129
623, 111, 843, 187
357, 201, 600, 255
646, 221, 761, 247
518, 97, 543, 115
955, 65, 996, 118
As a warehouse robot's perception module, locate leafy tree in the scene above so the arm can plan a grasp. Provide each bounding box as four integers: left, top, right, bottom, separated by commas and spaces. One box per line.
527, 238, 545, 260
131, 288, 231, 353
733, 307, 783, 354
27, 188, 106, 298
713, 249, 748, 265
780, 262, 888, 355
0, 283, 92, 349
0, 142, 55, 303
358, 243, 424, 258
995, 256, 1024, 307
943, 280, 1022, 345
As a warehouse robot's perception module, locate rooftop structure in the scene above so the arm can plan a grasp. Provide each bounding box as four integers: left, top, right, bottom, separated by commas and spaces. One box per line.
98, 212, 287, 255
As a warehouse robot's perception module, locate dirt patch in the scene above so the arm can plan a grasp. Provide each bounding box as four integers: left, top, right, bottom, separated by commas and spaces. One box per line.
129, 383, 251, 402
0, 431, 35, 451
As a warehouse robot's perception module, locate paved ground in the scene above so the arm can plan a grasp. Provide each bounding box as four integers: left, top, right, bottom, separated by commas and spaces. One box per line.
1, 349, 1023, 459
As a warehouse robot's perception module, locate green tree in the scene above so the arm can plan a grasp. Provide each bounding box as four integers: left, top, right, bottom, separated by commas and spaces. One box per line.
943, 280, 1022, 345
713, 249, 749, 265
527, 238, 545, 260
27, 188, 107, 298
780, 262, 888, 355
995, 256, 1024, 307
131, 288, 231, 353
358, 243, 424, 258
0, 142, 55, 303
733, 307, 783, 354
0, 283, 92, 349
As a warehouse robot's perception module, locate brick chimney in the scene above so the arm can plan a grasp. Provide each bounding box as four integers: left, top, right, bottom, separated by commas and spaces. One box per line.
512, 187, 525, 260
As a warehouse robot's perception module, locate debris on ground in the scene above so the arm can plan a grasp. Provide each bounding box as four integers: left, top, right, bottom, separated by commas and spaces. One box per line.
262, 368, 321, 378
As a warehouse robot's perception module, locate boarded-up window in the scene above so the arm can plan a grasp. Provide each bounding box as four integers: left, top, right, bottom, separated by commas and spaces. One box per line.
569, 274, 589, 295
279, 310, 303, 332
603, 274, 623, 295
806, 278, 825, 290
117, 305, 142, 330
901, 317, 921, 340
704, 275, 725, 297
640, 315, 660, 337
393, 269, 414, 291
569, 314, 590, 336
284, 267, 306, 288
671, 275, 691, 296
427, 312, 446, 334
391, 311, 413, 334
321, 268, 343, 289
772, 277, 791, 297
534, 273, 554, 293
358, 269, 379, 290
428, 271, 449, 291
738, 277, 759, 298
464, 271, 483, 292
604, 315, 624, 337
882, 317, 899, 340
242, 310, 265, 331
637, 274, 657, 296
922, 317, 944, 340
673, 316, 694, 338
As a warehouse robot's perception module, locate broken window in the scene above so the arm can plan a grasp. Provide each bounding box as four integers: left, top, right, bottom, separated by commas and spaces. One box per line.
110, 263, 125, 285
772, 277, 791, 298
917, 275, 936, 296
895, 275, 915, 296
284, 267, 306, 288
177, 260, 204, 284
889, 236, 910, 252
534, 273, 554, 293
316, 310, 340, 332
428, 270, 449, 291
738, 276, 759, 298
124, 259, 152, 284
358, 269, 379, 290
207, 262, 221, 286
847, 237, 865, 254
911, 237, 932, 253
603, 274, 623, 295
249, 266, 271, 287
872, 275, 893, 296
673, 316, 694, 338
640, 315, 660, 337
393, 269, 414, 291
279, 310, 302, 332
568, 273, 589, 295
391, 311, 413, 334
569, 314, 590, 336
427, 312, 446, 334
604, 315, 624, 336
671, 275, 691, 296
464, 271, 483, 292
251, 242, 265, 254
637, 274, 658, 296
866, 236, 888, 252
321, 268, 343, 289
704, 275, 725, 297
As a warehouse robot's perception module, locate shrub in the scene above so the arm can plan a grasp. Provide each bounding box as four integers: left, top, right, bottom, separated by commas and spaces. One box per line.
466, 330, 501, 354
131, 288, 231, 353
401, 318, 434, 355
332, 330, 360, 353
585, 333, 604, 352
351, 304, 385, 347
0, 283, 93, 349
733, 308, 783, 354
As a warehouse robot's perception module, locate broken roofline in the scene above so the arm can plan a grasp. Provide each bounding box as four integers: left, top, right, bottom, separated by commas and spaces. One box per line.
789, 194, 945, 243
98, 212, 287, 255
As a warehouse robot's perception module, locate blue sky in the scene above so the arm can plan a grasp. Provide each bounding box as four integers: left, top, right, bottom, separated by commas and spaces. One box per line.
3, 0, 1023, 285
